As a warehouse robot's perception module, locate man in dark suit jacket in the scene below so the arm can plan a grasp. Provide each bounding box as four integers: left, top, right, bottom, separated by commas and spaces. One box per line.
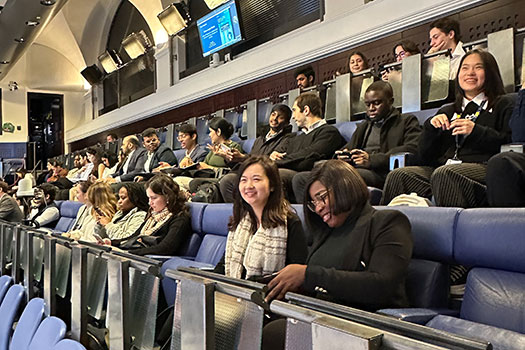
0, 181, 24, 222
134, 128, 178, 181
110, 135, 147, 183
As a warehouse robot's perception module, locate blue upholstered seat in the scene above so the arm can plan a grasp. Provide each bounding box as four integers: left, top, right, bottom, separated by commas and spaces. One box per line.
10, 298, 46, 350
0, 275, 12, 305
53, 201, 84, 233
0, 284, 25, 350
53, 339, 86, 350
28, 317, 66, 350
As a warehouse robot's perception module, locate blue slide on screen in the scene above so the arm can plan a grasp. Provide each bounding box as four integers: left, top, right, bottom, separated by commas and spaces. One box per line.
197, 0, 242, 57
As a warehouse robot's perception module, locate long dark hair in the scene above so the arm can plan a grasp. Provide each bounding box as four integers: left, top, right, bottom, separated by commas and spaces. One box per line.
454, 49, 505, 112
229, 156, 293, 232
145, 174, 188, 215
304, 160, 369, 232
208, 117, 234, 140
121, 182, 149, 212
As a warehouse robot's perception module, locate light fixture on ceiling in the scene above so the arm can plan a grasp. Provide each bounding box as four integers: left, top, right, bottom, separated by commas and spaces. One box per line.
0, 61, 9, 64
14, 37, 25, 43
98, 50, 122, 74
40, 0, 56, 5
157, 3, 191, 36
122, 30, 152, 60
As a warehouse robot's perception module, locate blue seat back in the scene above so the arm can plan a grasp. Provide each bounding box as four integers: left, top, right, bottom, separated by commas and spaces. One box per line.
0, 275, 12, 304
0, 284, 25, 350
179, 202, 207, 257
10, 298, 46, 350
461, 268, 525, 334
242, 139, 255, 153
195, 204, 232, 265
53, 201, 84, 232
174, 149, 186, 163
454, 208, 525, 272
335, 121, 360, 143
379, 206, 459, 263
53, 339, 86, 350
28, 317, 66, 350
406, 259, 449, 308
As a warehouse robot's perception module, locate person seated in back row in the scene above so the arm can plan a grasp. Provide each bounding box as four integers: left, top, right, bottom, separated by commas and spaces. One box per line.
486, 78, 525, 207
26, 183, 60, 229
292, 81, 421, 202
219, 103, 295, 202
270, 92, 345, 202
174, 117, 243, 191
155, 124, 209, 175
381, 49, 514, 208
134, 127, 178, 182
0, 180, 24, 223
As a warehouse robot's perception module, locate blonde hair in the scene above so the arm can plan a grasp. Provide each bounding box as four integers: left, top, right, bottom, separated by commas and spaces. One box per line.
87, 182, 117, 219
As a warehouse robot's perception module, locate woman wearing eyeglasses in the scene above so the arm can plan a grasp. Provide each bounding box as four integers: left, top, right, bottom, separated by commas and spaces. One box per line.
214, 155, 307, 280
262, 160, 413, 349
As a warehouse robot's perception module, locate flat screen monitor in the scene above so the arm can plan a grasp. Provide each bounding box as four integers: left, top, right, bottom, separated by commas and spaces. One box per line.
197, 0, 243, 57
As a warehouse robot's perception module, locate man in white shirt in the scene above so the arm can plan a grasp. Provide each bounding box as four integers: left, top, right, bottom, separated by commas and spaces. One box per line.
428, 17, 465, 80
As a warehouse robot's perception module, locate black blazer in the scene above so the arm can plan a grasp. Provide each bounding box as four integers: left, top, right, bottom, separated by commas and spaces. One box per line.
304, 204, 413, 311
113, 147, 147, 182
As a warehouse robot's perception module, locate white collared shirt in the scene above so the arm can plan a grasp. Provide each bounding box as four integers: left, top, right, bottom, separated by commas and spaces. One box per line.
144, 152, 154, 173
303, 119, 327, 135
123, 149, 135, 174
449, 41, 466, 80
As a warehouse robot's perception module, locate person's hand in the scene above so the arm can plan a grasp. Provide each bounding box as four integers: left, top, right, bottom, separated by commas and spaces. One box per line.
381, 70, 390, 81
227, 148, 246, 163
270, 151, 286, 161
198, 162, 210, 169
101, 177, 117, 184
450, 119, 475, 136
351, 149, 370, 168
134, 176, 144, 182
427, 42, 444, 54
430, 114, 451, 130
265, 264, 307, 302
153, 162, 171, 173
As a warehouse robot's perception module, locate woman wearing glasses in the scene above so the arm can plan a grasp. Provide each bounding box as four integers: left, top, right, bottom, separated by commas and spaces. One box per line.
214, 155, 307, 280
263, 160, 413, 349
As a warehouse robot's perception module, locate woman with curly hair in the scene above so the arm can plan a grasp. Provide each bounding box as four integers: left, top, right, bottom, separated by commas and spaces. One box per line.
115, 174, 191, 256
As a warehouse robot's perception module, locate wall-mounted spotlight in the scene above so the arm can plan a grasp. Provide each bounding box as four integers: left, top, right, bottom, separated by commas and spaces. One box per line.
122, 30, 152, 60
14, 37, 25, 43
98, 50, 122, 74
0, 60, 9, 64
157, 3, 191, 36
80, 64, 104, 85
40, 0, 56, 5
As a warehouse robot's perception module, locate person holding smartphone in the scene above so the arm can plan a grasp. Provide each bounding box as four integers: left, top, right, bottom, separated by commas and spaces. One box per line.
214, 156, 307, 281
94, 182, 148, 241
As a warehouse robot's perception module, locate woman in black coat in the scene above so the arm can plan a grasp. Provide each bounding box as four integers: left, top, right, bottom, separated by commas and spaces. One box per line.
262, 160, 413, 349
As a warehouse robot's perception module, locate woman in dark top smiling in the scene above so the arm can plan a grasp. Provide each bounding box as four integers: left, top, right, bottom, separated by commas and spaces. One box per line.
262, 160, 413, 349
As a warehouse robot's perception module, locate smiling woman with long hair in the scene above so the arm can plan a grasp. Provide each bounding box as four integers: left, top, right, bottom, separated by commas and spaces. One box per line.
214, 155, 307, 280
381, 49, 514, 208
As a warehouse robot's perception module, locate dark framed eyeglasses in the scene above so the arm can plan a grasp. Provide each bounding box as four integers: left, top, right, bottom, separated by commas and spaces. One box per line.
307, 189, 330, 212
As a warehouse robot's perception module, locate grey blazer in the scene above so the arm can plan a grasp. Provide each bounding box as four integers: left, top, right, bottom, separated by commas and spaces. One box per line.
0, 194, 24, 223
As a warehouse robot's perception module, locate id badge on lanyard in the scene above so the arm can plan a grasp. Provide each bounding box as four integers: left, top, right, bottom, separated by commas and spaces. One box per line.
447, 100, 486, 164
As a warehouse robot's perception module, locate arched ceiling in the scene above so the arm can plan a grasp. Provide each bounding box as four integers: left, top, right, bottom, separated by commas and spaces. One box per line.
0, 0, 166, 89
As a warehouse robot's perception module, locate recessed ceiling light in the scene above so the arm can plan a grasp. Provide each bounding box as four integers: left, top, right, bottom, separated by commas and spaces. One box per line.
0, 61, 9, 64
40, 0, 56, 5
14, 38, 25, 43
26, 20, 40, 26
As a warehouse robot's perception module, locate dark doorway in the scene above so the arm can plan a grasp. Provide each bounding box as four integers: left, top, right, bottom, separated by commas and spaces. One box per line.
27, 93, 64, 169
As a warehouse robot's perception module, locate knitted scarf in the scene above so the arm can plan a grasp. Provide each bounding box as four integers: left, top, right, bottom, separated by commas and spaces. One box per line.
140, 207, 172, 237
225, 214, 288, 279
